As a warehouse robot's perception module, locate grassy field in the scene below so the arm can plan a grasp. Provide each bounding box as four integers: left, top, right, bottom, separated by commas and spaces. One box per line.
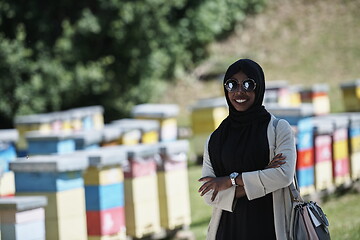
187, 164, 360, 240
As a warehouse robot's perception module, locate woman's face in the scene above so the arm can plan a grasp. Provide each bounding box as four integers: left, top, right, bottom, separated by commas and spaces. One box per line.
226, 71, 255, 112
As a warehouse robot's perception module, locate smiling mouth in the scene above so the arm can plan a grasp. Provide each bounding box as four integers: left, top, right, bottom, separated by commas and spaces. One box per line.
235, 99, 247, 103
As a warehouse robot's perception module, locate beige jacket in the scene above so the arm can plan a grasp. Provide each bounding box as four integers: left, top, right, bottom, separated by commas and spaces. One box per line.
201, 115, 296, 240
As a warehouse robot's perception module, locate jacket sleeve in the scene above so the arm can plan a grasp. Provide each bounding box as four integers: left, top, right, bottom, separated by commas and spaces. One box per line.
242, 119, 297, 200
201, 136, 236, 212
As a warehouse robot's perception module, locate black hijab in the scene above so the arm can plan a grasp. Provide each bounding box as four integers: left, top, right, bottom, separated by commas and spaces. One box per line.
208, 59, 271, 177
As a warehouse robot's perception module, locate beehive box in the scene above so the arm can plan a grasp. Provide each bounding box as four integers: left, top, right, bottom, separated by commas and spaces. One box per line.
121, 144, 161, 238
312, 117, 334, 191
25, 132, 76, 155
112, 119, 160, 144
132, 104, 179, 142
10, 154, 89, 240
0, 196, 47, 240
157, 140, 191, 230
190, 97, 228, 157
340, 79, 360, 112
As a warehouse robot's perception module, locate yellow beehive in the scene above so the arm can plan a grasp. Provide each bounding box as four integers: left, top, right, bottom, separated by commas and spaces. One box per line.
191, 98, 228, 135
157, 169, 191, 230
190, 97, 228, 158
84, 166, 124, 186
17, 188, 87, 240
340, 80, 360, 112
124, 175, 160, 238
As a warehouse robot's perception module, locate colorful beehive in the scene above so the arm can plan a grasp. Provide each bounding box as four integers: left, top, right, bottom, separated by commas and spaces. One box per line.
312, 84, 331, 116
267, 104, 314, 127
10, 154, 89, 240
132, 104, 179, 142
323, 115, 352, 186
25, 131, 76, 155
296, 118, 315, 195
73, 130, 102, 150
340, 79, 360, 112
345, 113, 360, 180
312, 117, 334, 191
190, 97, 228, 159
83, 147, 127, 240
157, 140, 191, 230
14, 114, 53, 156
120, 144, 161, 238
0, 196, 47, 240
112, 119, 160, 144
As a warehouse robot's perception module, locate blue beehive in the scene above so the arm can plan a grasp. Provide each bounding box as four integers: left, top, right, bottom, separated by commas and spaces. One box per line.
10, 153, 89, 240
26, 131, 76, 155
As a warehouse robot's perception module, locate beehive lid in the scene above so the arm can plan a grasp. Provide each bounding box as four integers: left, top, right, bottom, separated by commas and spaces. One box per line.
267, 103, 314, 117
0, 129, 19, 142
158, 140, 189, 155
101, 124, 123, 142
132, 104, 179, 118
112, 118, 160, 132
25, 131, 74, 141
124, 144, 158, 159
311, 117, 334, 134
10, 154, 89, 172
14, 113, 53, 125
85, 146, 127, 167
0, 196, 47, 211
73, 130, 103, 145
340, 79, 360, 88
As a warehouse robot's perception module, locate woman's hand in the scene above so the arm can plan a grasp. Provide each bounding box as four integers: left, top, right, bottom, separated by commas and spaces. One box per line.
198, 176, 232, 201
265, 153, 286, 169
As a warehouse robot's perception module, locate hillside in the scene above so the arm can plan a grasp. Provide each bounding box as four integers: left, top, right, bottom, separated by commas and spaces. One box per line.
159, 0, 360, 125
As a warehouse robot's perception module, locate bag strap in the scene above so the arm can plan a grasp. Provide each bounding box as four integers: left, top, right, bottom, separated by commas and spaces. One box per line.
272, 117, 303, 202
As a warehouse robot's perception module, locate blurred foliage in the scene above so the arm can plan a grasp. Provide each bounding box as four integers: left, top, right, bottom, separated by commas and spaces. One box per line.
0, 0, 266, 128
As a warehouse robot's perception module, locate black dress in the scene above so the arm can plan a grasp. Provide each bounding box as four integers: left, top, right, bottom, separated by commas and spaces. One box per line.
213, 124, 276, 240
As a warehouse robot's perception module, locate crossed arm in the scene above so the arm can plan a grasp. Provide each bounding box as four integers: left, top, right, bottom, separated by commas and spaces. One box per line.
198, 153, 286, 201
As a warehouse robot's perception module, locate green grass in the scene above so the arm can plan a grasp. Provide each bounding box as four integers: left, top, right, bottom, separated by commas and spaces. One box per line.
187, 164, 360, 240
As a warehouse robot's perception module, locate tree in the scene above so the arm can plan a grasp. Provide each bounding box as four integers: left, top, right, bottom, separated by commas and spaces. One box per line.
0, 0, 266, 128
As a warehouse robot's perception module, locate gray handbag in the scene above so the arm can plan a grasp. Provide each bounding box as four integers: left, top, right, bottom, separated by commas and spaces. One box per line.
289, 178, 330, 240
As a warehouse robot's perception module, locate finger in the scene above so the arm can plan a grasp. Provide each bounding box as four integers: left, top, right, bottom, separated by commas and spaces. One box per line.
198, 176, 212, 182
198, 182, 210, 192
211, 189, 218, 201
200, 186, 212, 196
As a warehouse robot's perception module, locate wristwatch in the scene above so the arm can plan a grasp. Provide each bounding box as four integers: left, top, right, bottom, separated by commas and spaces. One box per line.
229, 172, 239, 186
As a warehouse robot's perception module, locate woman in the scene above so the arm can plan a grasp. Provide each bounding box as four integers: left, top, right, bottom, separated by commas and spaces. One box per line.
198, 59, 296, 240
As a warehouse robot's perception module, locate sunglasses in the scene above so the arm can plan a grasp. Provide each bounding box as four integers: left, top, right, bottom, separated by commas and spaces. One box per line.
224, 78, 257, 92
